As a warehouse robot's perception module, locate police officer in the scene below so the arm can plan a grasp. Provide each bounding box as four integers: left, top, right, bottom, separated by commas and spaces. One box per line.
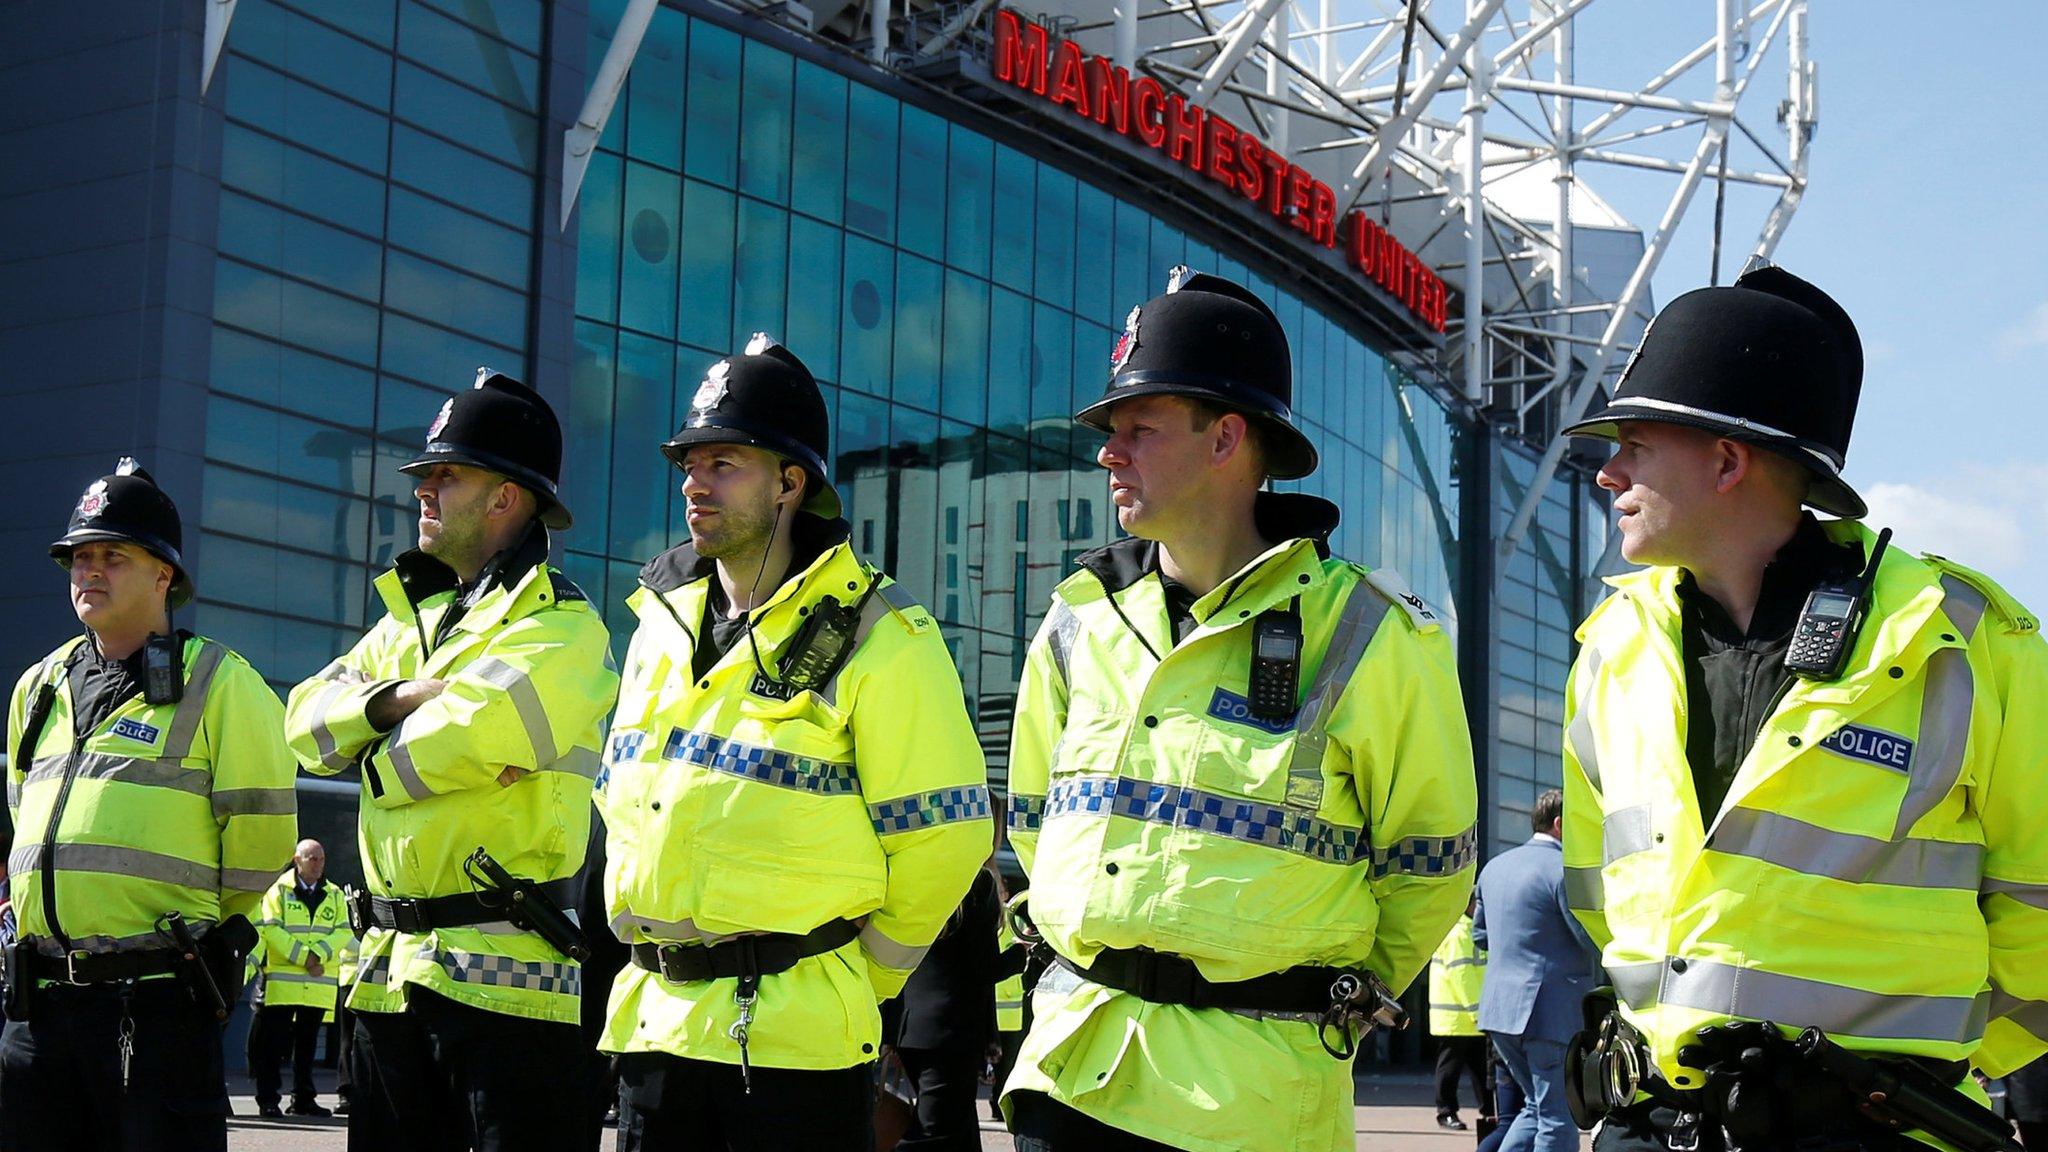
1558, 265, 2048, 1151
1001, 268, 1479, 1152
598, 333, 990, 1150
251, 838, 349, 1118
1430, 895, 1488, 1132
284, 370, 617, 1151
1, 458, 299, 1151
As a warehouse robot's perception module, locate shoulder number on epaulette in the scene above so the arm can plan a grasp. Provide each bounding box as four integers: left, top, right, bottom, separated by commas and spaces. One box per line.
1921, 554, 2037, 635
1363, 567, 1444, 633
877, 580, 935, 634
548, 571, 589, 604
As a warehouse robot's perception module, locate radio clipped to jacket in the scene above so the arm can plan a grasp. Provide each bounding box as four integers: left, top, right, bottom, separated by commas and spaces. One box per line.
1785, 527, 1891, 680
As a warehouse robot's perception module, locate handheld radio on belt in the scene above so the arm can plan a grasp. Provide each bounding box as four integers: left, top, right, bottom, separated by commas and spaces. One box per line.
1785, 528, 1891, 680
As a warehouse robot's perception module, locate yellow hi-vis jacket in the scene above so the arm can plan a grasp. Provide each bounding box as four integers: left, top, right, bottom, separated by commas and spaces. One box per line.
254, 871, 349, 1016
1563, 520, 2048, 1101
996, 904, 1026, 1034
6, 634, 298, 962
1429, 913, 1485, 1038
598, 528, 991, 1071
285, 534, 617, 1026
1002, 497, 1479, 1152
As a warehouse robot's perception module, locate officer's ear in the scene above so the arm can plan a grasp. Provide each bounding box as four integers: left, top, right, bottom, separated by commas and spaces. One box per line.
775, 462, 805, 509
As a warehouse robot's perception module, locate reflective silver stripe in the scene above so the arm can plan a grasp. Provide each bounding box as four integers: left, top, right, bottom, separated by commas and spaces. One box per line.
1564, 866, 1605, 913
222, 866, 279, 893
542, 746, 601, 780
1441, 957, 1482, 970
1431, 1001, 1481, 1013
1043, 602, 1081, 683
869, 785, 991, 835
161, 642, 226, 760
877, 581, 920, 614
610, 912, 706, 944
1710, 808, 1981, 890
1991, 988, 2048, 1043
859, 922, 928, 972
471, 658, 558, 767
213, 786, 297, 818
357, 952, 391, 986
265, 972, 333, 986
1894, 648, 1974, 839
286, 941, 307, 964
274, 922, 338, 936
9, 842, 215, 891
433, 949, 580, 996
1938, 575, 1989, 643
1283, 585, 1392, 812
1603, 805, 1654, 864
382, 728, 434, 801
23, 751, 209, 798
1007, 793, 1046, 833
1567, 646, 1605, 793
1983, 877, 2048, 912
1609, 957, 1988, 1044
309, 682, 355, 772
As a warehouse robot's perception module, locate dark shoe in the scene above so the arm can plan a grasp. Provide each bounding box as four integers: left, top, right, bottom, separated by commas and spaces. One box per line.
288, 1100, 333, 1117
257, 1103, 285, 1119
1436, 1114, 1468, 1131
334, 1099, 351, 1116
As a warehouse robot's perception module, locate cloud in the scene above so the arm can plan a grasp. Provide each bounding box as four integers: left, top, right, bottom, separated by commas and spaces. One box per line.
1860, 463, 2048, 610
1996, 299, 2048, 355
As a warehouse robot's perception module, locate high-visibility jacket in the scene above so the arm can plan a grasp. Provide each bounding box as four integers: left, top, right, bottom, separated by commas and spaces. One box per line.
1002, 505, 1479, 1152
6, 634, 298, 963
254, 871, 349, 1016
995, 907, 1026, 1034
1562, 519, 2048, 1100
285, 535, 617, 1026
1429, 913, 1485, 1038
598, 529, 991, 1071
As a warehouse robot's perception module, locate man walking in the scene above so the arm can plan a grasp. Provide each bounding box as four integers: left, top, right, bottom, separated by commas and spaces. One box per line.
1474, 790, 1597, 1152
286, 370, 616, 1151
251, 838, 348, 1118
1002, 267, 1478, 1152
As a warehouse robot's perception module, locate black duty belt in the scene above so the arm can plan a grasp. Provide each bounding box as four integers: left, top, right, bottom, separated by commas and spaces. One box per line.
350, 879, 578, 934
630, 919, 861, 984
1055, 947, 1352, 1015
17, 940, 185, 985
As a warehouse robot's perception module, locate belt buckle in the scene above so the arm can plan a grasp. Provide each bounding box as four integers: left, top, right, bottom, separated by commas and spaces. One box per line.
656, 944, 688, 983
387, 898, 428, 934
61, 950, 90, 986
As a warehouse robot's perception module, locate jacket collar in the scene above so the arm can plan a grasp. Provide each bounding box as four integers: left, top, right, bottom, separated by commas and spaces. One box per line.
375, 520, 555, 632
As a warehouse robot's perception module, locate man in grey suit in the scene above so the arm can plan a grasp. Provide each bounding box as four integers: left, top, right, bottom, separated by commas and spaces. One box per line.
1475, 789, 1600, 1152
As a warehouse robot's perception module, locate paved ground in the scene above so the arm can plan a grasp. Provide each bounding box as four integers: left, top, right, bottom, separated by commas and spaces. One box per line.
222, 1068, 1586, 1150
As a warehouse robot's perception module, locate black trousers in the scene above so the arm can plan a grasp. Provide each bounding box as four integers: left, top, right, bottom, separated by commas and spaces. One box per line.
348, 986, 583, 1152
896, 1044, 984, 1152
334, 993, 355, 1103
1434, 1034, 1488, 1117
615, 1051, 875, 1152
254, 1003, 324, 1107
0, 979, 227, 1152
1008, 1091, 1186, 1152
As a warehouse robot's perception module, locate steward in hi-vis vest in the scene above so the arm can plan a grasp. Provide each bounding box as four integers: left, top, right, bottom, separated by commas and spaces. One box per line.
1001, 268, 1479, 1152
598, 334, 990, 1151
1429, 906, 1488, 1131
250, 839, 348, 1118
285, 370, 616, 1152
1, 458, 297, 1152
1558, 265, 2048, 1152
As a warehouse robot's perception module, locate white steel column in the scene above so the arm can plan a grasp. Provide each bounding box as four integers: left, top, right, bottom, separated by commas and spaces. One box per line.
1115, 0, 1140, 70
1549, 2, 1575, 413
871, 0, 889, 63
559, 0, 659, 231
1266, 2, 1290, 152
1461, 0, 1491, 405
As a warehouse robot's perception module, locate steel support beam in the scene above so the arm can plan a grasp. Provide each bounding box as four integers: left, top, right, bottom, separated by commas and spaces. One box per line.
1338, 0, 1508, 214
560, 0, 658, 231
202, 0, 237, 95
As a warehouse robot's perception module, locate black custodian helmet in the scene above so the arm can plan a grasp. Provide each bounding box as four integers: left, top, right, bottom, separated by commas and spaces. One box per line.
401, 368, 572, 530
50, 457, 193, 607
1074, 266, 1318, 480
1563, 263, 1866, 518
662, 334, 840, 519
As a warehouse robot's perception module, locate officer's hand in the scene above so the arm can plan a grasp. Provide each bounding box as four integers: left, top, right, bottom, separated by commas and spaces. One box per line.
497, 766, 532, 787
304, 955, 324, 977
366, 679, 449, 730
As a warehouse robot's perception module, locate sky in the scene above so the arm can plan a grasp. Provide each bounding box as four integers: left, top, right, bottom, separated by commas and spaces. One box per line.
1560, 1, 2048, 610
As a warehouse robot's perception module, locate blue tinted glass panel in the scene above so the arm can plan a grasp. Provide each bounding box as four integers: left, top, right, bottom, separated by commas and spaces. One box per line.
214, 258, 380, 367
1112, 200, 1149, 316
991, 146, 1034, 293
733, 199, 789, 349
738, 38, 793, 203
394, 62, 538, 171
413, 0, 541, 52
896, 106, 946, 259
202, 531, 372, 629
611, 332, 673, 561
893, 253, 942, 411
940, 271, 988, 425
206, 393, 376, 499
1033, 167, 1074, 311
382, 251, 527, 353
561, 322, 618, 553
226, 59, 391, 172
684, 21, 741, 186
1030, 302, 1072, 432
274, 0, 397, 46
387, 188, 528, 291
218, 191, 384, 302
944, 128, 992, 278
786, 215, 842, 382
193, 601, 366, 687
586, 2, 627, 152
790, 62, 846, 225
219, 125, 386, 236
201, 464, 383, 564
625, 8, 686, 170
210, 327, 375, 428
676, 181, 735, 350
398, 1, 539, 111
575, 151, 622, 323
988, 287, 1030, 434
1072, 183, 1112, 323
841, 234, 893, 398
844, 85, 897, 242
390, 125, 532, 227
380, 313, 516, 390
619, 162, 681, 338
236, 2, 393, 109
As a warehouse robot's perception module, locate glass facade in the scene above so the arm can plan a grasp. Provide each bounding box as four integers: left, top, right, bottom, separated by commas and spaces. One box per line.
565, 0, 1459, 792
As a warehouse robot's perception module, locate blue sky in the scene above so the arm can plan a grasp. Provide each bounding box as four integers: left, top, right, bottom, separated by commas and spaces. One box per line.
1563, 2, 2048, 610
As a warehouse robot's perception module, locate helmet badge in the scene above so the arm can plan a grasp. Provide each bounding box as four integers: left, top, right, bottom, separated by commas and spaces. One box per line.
1110, 305, 1142, 377
692, 360, 732, 416
426, 399, 454, 444
76, 479, 110, 521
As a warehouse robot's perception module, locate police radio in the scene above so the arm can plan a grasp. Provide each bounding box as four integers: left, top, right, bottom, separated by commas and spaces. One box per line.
142, 631, 184, 705
1784, 528, 1891, 681
774, 578, 881, 692
1248, 602, 1303, 723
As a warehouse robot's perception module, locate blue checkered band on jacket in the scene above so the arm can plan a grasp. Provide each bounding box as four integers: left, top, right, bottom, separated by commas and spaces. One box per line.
433, 949, 582, 997
1369, 828, 1478, 879
869, 785, 993, 834
1045, 774, 1365, 865
662, 728, 860, 795
1008, 793, 1046, 832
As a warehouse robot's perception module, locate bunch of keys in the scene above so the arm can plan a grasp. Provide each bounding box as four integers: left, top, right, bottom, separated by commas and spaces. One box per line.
727, 974, 760, 1094
117, 989, 137, 1089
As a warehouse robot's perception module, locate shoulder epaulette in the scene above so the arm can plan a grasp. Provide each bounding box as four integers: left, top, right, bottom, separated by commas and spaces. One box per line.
548, 570, 589, 604
1921, 554, 2038, 636
1361, 567, 1445, 633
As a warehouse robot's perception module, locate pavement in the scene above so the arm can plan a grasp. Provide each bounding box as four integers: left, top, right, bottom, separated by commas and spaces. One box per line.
222, 1068, 1587, 1150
